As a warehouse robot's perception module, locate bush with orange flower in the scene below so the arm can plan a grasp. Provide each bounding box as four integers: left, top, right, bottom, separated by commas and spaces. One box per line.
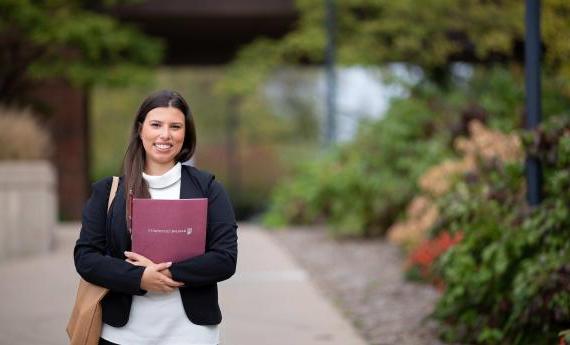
431, 116, 570, 344
388, 120, 523, 249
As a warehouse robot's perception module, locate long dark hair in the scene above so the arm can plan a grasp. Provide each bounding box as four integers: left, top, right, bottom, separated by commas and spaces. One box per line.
122, 90, 196, 219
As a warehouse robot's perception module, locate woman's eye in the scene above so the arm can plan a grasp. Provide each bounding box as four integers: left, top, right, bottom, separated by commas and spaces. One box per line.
150, 123, 160, 128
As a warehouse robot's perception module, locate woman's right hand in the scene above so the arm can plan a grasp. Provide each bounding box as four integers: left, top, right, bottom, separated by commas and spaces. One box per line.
140, 262, 185, 293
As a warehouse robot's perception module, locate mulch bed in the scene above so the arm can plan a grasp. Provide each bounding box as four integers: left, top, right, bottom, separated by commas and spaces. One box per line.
269, 226, 448, 345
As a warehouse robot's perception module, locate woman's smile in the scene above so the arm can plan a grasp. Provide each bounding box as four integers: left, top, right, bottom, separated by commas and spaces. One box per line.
153, 142, 174, 152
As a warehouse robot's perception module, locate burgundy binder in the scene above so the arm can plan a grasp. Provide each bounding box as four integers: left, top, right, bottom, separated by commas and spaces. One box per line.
131, 198, 208, 263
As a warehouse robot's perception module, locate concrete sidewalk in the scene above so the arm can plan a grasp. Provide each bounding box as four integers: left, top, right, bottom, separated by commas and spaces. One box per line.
0, 223, 368, 345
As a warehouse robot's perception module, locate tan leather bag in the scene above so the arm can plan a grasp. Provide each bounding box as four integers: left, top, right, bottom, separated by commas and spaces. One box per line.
66, 176, 119, 345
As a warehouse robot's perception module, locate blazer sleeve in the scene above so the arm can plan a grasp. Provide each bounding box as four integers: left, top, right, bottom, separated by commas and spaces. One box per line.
73, 178, 147, 295
169, 179, 238, 287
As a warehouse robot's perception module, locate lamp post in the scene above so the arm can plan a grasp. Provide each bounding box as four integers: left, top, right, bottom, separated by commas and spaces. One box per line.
525, 0, 542, 206
324, 0, 337, 146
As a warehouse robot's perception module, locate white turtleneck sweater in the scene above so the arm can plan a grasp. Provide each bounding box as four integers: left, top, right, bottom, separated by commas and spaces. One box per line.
101, 162, 220, 345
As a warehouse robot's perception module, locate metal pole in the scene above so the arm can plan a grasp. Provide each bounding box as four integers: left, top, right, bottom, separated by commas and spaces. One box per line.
226, 96, 241, 204
525, 0, 542, 206
325, 0, 337, 146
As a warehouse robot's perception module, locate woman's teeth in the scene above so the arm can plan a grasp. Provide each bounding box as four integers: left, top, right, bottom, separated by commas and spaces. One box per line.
154, 143, 172, 150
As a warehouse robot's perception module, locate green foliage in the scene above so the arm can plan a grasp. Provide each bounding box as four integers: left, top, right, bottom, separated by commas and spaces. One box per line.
263, 66, 569, 236
262, 157, 328, 228
433, 116, 570, 344
263, 66, 570, 237
0, 0, 163, 102
336, 0, 524, 67
461, 67, 570, 131
221, 0, 570, 97
264, 94, 452, 236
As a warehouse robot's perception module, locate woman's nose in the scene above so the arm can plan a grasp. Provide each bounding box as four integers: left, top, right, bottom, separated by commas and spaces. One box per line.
159, 127, 171, 139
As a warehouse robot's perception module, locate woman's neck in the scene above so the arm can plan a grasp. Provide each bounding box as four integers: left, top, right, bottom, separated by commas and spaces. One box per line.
144, 161, 176, 176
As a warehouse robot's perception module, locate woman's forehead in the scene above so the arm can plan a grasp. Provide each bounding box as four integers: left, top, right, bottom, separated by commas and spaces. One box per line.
145, 106, 185, 121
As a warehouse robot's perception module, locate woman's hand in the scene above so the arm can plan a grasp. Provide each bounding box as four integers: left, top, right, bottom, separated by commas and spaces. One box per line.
140, 262, 185, 292
124, 251, 154, 267
125, 251, 184, 292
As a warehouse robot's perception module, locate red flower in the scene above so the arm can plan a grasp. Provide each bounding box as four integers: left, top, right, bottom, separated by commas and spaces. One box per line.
407, 231, 463, 285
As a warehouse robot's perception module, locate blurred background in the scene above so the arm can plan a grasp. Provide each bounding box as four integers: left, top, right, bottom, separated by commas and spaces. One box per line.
1, 0, 569, 344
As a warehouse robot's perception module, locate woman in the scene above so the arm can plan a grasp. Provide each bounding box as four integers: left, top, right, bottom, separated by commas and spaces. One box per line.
74, 90, 238, 345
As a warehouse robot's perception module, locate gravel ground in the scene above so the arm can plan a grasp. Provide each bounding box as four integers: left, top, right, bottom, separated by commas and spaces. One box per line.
269, 226, 447, 345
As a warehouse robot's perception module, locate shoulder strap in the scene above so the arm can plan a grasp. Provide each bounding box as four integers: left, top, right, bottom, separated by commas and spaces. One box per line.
107, 176, 119, 213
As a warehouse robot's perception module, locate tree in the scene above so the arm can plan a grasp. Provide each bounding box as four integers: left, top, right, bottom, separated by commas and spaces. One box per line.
221, 0, 570, 95
0, 0, 163, 104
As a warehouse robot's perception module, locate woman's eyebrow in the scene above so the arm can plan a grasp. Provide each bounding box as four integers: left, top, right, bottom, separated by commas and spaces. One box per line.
148, 119, 183, 125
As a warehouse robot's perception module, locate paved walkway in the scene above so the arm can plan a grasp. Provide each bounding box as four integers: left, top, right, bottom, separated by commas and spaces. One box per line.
0, 223, 368, 345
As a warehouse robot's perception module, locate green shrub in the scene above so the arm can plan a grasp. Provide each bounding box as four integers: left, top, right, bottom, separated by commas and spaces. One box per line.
465, 67, 570, 132
264, 96, 452, 236
433, 116, 570, 344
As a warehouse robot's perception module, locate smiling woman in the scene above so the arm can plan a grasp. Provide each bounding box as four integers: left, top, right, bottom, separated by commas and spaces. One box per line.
74, 90, 238, 345
122, 90, 197, 202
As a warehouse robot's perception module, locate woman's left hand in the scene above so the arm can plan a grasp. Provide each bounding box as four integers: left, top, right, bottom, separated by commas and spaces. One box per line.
124, 251, 155, 267
125, 251, 175, 279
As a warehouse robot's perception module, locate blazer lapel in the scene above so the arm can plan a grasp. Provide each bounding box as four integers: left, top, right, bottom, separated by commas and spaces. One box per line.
112, 179, 132, 251
180, 165, 204, 199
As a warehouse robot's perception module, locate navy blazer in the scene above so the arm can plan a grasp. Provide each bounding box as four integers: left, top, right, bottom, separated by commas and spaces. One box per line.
74, 165, 238, 327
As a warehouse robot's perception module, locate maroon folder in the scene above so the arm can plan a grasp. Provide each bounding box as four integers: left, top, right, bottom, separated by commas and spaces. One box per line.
131, 198, 208, 263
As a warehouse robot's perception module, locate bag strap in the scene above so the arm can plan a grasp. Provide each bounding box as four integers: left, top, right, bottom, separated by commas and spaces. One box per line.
107, 176, 119, 213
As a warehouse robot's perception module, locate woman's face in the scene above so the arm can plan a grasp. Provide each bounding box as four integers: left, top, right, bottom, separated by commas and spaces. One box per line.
140, 106, 185, 170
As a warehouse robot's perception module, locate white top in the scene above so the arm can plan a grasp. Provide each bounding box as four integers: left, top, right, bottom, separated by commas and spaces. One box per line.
101, 162, 220, 345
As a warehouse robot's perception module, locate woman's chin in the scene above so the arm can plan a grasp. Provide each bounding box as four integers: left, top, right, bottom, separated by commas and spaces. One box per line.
147, 154, 177, 165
